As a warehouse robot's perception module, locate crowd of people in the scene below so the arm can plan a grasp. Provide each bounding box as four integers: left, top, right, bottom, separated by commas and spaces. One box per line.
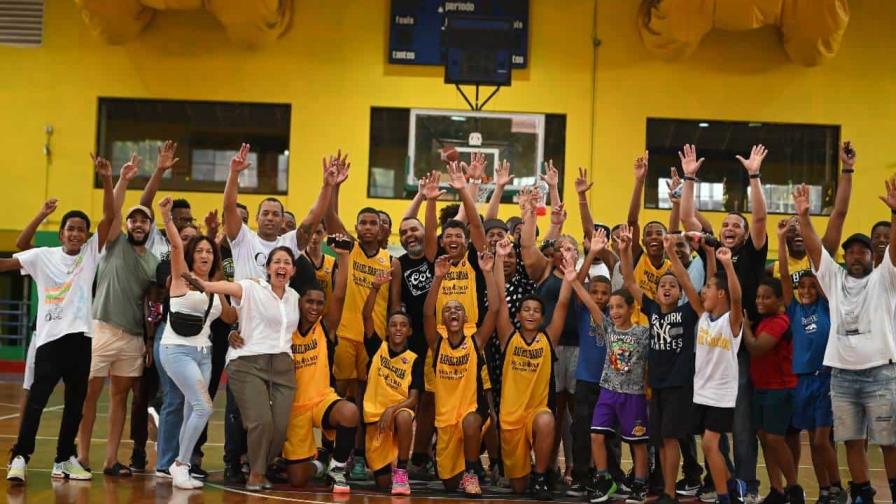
1, 138, 895, 504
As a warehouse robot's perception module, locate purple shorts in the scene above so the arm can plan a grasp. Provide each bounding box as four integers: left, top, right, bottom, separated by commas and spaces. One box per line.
591, 388, 649, 443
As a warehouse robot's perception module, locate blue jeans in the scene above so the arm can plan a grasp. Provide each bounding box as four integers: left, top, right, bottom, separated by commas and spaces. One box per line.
154, 324, 184, 471
831, 364, 896, 445
733, 349, 759, 492
159, 344, 213, 465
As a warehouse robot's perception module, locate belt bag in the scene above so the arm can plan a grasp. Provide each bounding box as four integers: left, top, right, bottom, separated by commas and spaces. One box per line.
168, 294, 214, 337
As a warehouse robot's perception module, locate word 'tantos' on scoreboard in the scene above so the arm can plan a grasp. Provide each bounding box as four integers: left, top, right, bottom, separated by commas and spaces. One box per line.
389, 0, 529, 68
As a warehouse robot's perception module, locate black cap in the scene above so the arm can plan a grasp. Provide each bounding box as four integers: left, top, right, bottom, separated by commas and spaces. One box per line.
505, 216, 522, 231
842, 233, 872, 252
484, 218, 509, 233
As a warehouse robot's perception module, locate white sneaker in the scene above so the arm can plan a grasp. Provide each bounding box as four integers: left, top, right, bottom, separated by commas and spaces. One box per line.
169, 463, 201, 490
51, 456, 92, 480
7, 455, 26, 483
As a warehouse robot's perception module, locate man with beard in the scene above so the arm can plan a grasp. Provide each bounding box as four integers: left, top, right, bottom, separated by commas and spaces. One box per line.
77, 153, 160, 476
680, 143, 769, 502
794, 182, 896, 504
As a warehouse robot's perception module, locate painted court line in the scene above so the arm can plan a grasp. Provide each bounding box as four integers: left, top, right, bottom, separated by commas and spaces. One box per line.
0, 404, 63, 421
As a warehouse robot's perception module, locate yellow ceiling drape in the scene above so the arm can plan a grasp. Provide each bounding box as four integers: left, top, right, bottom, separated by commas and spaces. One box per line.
638, 0, 850, 66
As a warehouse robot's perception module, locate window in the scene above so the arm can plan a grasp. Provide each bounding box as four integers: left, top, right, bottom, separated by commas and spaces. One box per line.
96, 98, 291, 194
368, 107, 567, 201
645, 118, 839, 215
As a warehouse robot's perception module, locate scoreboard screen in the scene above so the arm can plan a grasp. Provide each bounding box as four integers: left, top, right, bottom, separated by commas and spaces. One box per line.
389, 0, 529, 68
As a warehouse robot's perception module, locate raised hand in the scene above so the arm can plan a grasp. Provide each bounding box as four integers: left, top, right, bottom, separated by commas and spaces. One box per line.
736, 144, 768, 175
158, 196, 173, 220
494, 160, 513, 187
434, 255, 451, 278
447, 161, 467, 190
40, 198, 59, 217
477, 251, 495, 273
633, 152, 649, 181
550, 202, 567, 226
840, 141, 856, 170
329, 234, 353, 254
156, 140, 179, 171
372, 268, 393, 289
205, 209, 220, 235
677, 144, 704, 177
716, 246, 732, 263
230, 143, 252, 173
666, 167, 682, 203
561, 254, 577, 282
590, 226, 608, 254
540, 160, 560, 187
91, 153, 113, 178
120, 152, 141, 181
574, 167, 593, 194
334, 150, 351, 185
776, 219, 788, 241
615, 223, 633, 250
495, 238, 513, 257
467, 152, 487, 181
879, 176, 896, 210
791, 184, 811, 216
420, 170, 446, 200
662, 234, 675, 253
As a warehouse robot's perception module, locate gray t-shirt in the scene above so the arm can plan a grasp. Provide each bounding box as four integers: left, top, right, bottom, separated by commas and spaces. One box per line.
92, 234, 159, 336
599, 322, 650, 394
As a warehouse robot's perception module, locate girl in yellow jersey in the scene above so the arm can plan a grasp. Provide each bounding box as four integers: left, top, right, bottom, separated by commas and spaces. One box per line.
424, 252, 499, 497
494, 239, 576, 499
361, 270, 423, 495
283, 238, 360, 494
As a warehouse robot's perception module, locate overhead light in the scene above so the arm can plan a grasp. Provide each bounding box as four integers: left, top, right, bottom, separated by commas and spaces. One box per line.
283, 149, 290, 156
698, 122, 710, 128
450, 116, 466, 121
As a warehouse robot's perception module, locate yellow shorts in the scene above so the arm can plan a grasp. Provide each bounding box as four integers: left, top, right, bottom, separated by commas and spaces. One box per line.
500, 407, 551, 479
435, 412, 486, 480
424, 349, 435, 392
365, 408, 415, 472
333, 338, 368, 381
283, 391, 342, 461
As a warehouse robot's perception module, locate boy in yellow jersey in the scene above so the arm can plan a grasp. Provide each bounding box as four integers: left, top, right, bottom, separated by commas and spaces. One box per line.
494, 238, 577, 499
284, 237, 360, 494
362, 270, 423, 495
302, 222, 336, 313
424, 251, 499, 497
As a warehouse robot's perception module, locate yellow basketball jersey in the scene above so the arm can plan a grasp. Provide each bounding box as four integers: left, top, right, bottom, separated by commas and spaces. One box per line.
632, 254, 671, 325
433, 333, 481, 427
772, 254, 811, 296
291, 320, 335, 409
499, 331, 553, 430
308, 253, 335, 314
363, 341, 418, 423
436, 254, 479, 329
336, 243, 390, 342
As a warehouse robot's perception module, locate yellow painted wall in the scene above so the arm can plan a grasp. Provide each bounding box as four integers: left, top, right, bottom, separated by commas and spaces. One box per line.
1, 0, 894, 250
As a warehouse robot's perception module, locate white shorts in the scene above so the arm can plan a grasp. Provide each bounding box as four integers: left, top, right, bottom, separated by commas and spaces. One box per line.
554, 345, 579, 394
23, 334, 36, 390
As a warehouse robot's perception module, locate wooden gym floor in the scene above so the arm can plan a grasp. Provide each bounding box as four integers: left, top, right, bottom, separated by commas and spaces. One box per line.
0, 379, 890, 504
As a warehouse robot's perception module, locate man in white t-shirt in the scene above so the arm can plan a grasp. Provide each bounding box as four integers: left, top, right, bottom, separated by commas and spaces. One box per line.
794, 183, 896, 504
2, 157, 116, 484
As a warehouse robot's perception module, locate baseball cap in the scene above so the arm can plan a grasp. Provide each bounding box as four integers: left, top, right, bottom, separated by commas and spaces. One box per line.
841, 233, 872, 252
484, 218, 508, 233
126, 205, 153, 220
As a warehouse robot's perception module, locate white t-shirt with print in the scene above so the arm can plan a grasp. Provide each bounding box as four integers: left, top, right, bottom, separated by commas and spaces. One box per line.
15, 235, 103, 349
693, 311, 742, 408
146, 225, 170, 261
229, 223, 299, 281
815, 248, 896, 370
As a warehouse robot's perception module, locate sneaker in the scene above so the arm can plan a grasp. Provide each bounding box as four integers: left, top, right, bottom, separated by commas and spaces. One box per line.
699, 482, 718, 503
7, 455, 26, 483
828, 487, 847, 504
348, 456, 368, 481
169, 463, 202, 490
760, 488, 788, 504
407, 458, 436, 481
745, 491, 762, 504
847, 482, 876, 504
626, 481, 648, 504
590, 474, 618, 503
612, 479, 632, 500
729, 478, 748, 504
786, 485, 806, 504
52, 456, 92, 481
327, 461, 350, 494
147, 406, 159, 442
677, 477, 703, 497
154, 468, 171, 479
189, 464, 208, 479
461, 470, 482, 497
533, 472, 553, 501
223, 465, 246, 485
129, 449, 147, 473
391, 467, 411, 496
566, 483, 590, 497
656, 493, 680, 504
814, 493, 831, 504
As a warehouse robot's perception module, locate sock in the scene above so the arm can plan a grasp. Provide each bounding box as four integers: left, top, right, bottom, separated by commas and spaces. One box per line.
465, 460, 477, 473
333, 426, 357, 464
322, 437, 334, 453
312, 460, 326, 477
717, 493, 731, 504
397, 459, 408, 470
410, 452, 429, 466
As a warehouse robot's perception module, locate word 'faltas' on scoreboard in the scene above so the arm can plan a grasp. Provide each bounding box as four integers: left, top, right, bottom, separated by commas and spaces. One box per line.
389, 0, 529, 68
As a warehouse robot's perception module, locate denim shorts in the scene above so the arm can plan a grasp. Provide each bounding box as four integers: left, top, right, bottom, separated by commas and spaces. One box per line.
831, 364, 896, 445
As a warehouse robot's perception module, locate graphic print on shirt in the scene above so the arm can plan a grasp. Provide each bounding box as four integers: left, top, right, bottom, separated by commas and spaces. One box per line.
43, 253, 86, 322
697, 323, 732, 350
608, 334, 637, 373
403, 261, 433, 297
649, 310, 685, 353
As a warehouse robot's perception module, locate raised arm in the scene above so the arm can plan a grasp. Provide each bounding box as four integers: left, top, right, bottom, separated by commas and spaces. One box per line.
544, 202, 566, 241
473, 251, 499, 349
447, 160, 486, 251
493, 239, 516, 347
140, 140, 179, 209
718, 247, 742, 336
519, 187, 550, 282
322, 151, 351, 237
364, 268, 392, 338
572, 277, 604, 326
545, 256, 575, 346
575, 167, 595, 240
540, 160, 562, 210
485, 160, 513, 221
16, 199, 58, 251
295, 167, 337, 251
223, 143, 253, 241
159, 197, 190, 296
324, 239, 352, 332
821, 141, 855, 254
627, 152, 649, 257
617, 224, 645, 303
93, 154, 118, 251
667, 167, 682, 232
105, 153, 141, 243
664, 235, 704, 315
678, 144, 705, 233
792, 184, 823, 270
879, 176, 896, 267
578, 228, 608, 283
736, 145, 768, 249
423, 256, 450, 351
453, 152, 487, 225
419, 170, 445, 262
702, 236, 718, 278
775, 220, 794, 307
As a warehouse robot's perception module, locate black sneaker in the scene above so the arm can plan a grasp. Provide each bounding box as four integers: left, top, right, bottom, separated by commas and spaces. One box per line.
566, 483, 589, 497
847, 482, 876, 504
626, 481, 648, 504
761, 488, 788, 504
223, 465, 247, 485
190, 464, 208, 479
656, 492, 680, 504
533, 473, 553, 501
786, 485, 806, 504
612, 477, 632, 500
676, 477, 703, 497
589, 474, 618, 504
128, 449, 146, 473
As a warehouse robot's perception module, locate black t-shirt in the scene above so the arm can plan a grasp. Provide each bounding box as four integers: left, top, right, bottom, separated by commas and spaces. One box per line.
289, 254, 321, 296
537, 272, 580, 346
398, 253, 434, 358
364, 334, 425, 393
731, 235, 768, 323
641, 295, 698, 389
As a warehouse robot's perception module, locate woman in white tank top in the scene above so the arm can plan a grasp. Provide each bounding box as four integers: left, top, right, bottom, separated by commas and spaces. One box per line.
158, 197, 236, 489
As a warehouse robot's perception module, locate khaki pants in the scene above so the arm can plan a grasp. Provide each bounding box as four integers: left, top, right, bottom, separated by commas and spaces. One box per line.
226, 353, 296, 474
